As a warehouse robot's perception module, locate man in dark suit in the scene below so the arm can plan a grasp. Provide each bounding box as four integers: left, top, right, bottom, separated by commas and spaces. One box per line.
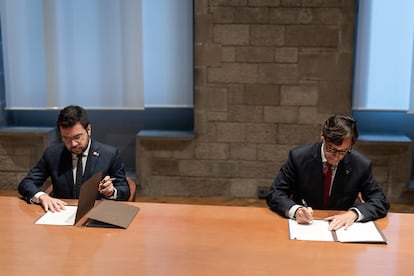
266, 114, 389, 231
18, 105, 130, 212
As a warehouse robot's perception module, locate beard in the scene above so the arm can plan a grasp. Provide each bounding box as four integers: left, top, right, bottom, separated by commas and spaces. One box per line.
69, 138, 89, 155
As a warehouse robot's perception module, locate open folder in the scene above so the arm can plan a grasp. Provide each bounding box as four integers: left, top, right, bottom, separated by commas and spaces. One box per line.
35, 172, 139, 229
288, 219, 387, 244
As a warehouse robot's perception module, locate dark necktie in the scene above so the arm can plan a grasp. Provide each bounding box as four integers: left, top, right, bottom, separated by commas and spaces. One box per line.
323, 163, 332, 208
75, 154, 84, 198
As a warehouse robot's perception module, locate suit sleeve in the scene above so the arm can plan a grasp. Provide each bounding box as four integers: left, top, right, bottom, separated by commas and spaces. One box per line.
18, 153, 50, 203
107, 148, 130, 201
354, 161, 390, 222
266, 150, 298, 218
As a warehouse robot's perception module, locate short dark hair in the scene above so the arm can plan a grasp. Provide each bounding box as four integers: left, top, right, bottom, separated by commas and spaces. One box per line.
56, 105, 90, 130
321, 114, 359, 145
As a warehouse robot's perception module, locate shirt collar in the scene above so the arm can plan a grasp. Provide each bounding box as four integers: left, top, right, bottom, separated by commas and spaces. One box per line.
321, 142, 327, 163
321, 142, 338, 169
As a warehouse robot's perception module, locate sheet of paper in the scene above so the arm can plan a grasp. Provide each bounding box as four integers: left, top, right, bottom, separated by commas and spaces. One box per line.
335, 221, 386, 243
288, 219, 333, 241
35, 205, 77, 226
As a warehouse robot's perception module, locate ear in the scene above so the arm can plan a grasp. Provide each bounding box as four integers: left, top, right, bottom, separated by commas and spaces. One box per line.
86, 124, 92, 135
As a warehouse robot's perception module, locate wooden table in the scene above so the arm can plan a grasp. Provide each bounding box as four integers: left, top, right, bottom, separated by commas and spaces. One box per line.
1, 196, 413, 276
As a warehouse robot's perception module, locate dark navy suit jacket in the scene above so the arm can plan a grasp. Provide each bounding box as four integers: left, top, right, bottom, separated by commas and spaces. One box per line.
18, 139, 130, 202
266, 142, 389, 222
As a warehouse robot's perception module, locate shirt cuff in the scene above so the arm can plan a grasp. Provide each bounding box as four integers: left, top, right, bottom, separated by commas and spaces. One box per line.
107, 188, 118, 200
288, 204, 302, 219
349, 207, 364, 221
30, 191, 47, 204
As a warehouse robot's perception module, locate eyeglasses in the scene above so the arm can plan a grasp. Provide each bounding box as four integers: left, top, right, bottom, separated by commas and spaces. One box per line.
62, 133, 84, 143
325, 143, 350, 156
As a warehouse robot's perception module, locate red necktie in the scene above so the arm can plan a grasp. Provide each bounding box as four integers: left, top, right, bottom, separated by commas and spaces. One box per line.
323, 163, 332, 208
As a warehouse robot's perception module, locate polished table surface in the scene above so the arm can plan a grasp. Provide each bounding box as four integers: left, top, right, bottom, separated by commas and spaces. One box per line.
1, 196, 413, 276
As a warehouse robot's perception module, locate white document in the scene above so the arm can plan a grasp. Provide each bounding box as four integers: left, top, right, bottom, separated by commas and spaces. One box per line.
288, 219, 387, 244
289, 219, 333, 241
35, 205, 78, 226
335, 221, 386, 243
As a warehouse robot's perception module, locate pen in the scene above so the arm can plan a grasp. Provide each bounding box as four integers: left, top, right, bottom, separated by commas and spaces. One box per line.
301, 199, 313, 224
100, 177, 116, 183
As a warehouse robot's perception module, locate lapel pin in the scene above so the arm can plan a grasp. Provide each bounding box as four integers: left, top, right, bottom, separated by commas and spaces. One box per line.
93, 151, 100, 156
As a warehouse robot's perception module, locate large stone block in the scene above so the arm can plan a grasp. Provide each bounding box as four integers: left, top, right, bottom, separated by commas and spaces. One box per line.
275, 47, 298, 63
318, 80, 351, 114
213, 24, 249, 45
236, 46, 274, 62
194, 14, 212, 43
250, 25, 284, 46
216, 122, 246, 142
195, 87, 228, 112
264, 106, 299, 123
208, 63, 258, 83
244, 84, 280, 105
278, 124, 320, 144
299, 52, 353, 81
233, 7, 271, 23
228, 105, 264, 122
258, 64, 299, 84
195, 142, 230, 160
230, 143, 257, 161
280, 85, 319, 106
246, 123, 278, 143
195, 44, 222, 66
270, 8, 312, 24
353, 134, 412, 204
0, 127, 58, 190
286, 25, 338, 47
238, 160, 278, 178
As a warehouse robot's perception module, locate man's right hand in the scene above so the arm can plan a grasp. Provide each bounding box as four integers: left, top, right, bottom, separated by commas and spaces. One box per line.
38, 194, 67, 212
295, 206, 314, 224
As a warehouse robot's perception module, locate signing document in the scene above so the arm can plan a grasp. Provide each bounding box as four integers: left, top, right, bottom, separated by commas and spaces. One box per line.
34, 172, 139, 228
35, 173, 102, 226
288, 219, 387, 244
35, 206, 77, 225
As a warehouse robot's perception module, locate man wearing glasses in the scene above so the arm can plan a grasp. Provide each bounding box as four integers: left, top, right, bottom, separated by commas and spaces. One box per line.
18, 105, 130, 212
266, 114, 389, 230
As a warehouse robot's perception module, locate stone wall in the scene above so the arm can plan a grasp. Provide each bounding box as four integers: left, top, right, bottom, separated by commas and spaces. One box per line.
353, 135, 412, 204
0, 127, 58, 190
0, 0, 410, 203
137, 0, 357, 198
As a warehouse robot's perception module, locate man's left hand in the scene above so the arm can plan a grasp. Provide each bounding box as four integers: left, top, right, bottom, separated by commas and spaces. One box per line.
324, 210, 358, 231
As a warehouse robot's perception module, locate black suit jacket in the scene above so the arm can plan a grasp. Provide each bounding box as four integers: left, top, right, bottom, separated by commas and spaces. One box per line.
18, 139, 130, 202
266, 142, 389, 222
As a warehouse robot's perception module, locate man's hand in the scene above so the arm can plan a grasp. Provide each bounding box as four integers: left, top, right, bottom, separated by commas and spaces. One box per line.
295, 206, 314, 224
38, 194, 67, 212
98, 176, 115, 197
324, 210, 358, 231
